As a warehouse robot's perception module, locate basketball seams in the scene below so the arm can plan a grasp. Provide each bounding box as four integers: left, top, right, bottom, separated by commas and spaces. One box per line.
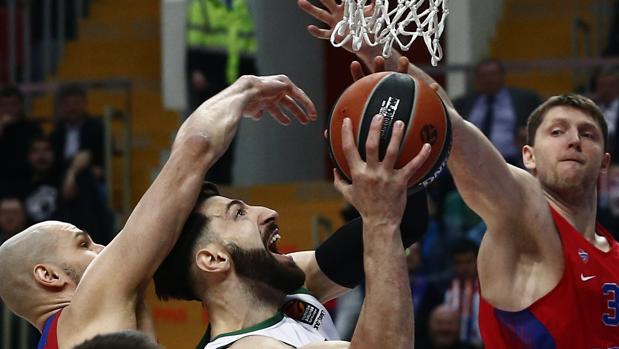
401, 75, 419, 163
400, 78, 448, 187
328, 72, 391, 183
328, 71, 451, 190
356, 73, 391, 162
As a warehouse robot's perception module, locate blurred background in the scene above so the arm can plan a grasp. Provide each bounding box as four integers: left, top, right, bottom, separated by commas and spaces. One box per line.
0, 0, 618, 348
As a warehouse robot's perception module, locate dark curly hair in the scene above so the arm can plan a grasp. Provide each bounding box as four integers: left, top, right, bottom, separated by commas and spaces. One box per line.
154, 182, 220, 301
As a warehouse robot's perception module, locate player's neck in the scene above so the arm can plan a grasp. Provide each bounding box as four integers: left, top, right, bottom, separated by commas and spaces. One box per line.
544, 190, 601, 244
32, 297, 70, 331
203, 279, 284, 338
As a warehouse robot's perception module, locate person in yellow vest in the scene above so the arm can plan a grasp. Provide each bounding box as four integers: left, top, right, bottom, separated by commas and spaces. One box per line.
186, 0, 257, 184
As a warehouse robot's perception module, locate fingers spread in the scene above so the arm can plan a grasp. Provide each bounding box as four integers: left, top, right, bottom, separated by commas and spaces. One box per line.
286, 80, 317, 120
307, 25, 331, 40
280, 96, 309, 125
365, 114, 383, 166
267, 105, 291, 126
373, 56, 386, 73
341, 117, 362, 171
382, 120, 404, 168
401, 143, 432, 178
350, 61, 366, 81
398, 56, 409, 74
318, 0, 338, 13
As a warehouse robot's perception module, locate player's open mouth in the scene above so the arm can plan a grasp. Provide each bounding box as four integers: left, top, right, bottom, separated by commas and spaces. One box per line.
268, 232, 281, 254
263, 224, 281, 254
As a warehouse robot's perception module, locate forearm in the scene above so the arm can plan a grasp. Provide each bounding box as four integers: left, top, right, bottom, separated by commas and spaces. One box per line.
315, 190, 428, 290
174, 76, 252, 160
447, 115, 527, 220
350, 221, 413, 349
93, 102, 223, 292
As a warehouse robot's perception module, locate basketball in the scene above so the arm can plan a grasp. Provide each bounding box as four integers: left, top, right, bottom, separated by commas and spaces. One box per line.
328, 71, 452, 193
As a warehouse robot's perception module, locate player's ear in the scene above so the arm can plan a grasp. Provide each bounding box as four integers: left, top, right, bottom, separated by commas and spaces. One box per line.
33, 264, 68, 290
196, 243, 230, 274
600, 152, 611, 174
522, 145, 536, 173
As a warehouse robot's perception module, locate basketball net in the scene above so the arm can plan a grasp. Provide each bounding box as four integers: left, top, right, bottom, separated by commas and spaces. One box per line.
331, 0, 449, 66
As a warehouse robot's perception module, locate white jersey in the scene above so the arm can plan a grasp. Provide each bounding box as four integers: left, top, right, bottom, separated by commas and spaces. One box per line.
201, 290, 340, 349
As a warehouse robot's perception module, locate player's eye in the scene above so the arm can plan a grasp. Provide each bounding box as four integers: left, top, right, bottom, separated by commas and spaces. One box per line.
581, 131, 594, 139
236, 208, 247, 218
550, 128, 563, 136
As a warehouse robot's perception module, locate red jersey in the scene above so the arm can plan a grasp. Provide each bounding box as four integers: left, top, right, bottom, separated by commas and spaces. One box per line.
37, 309, 62, 349
479, 206, 619, 348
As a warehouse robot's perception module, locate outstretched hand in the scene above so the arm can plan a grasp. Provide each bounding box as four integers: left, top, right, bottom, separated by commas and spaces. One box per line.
333, 114, 431, 223
241, 75, 317, 125
297, 0, 375, 54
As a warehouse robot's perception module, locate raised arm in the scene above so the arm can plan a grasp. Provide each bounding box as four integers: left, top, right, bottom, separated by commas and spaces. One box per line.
65, 75, 316, 342
327, 115, 430, 349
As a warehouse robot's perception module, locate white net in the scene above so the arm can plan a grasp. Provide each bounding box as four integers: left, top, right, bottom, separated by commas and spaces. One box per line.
331, 0, 449, 66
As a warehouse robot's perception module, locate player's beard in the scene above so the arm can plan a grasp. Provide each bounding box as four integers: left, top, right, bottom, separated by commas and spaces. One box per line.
226, 243, 306, 295
538, 162, 598, 202
61, 263, 83, 285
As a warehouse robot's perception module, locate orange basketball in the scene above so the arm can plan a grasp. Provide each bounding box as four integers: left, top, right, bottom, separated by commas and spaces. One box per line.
328, 71, 451, 193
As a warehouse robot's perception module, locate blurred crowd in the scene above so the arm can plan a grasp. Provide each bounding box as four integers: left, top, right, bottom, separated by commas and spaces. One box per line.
0, 84, 113, 246
0, 83, 115, 347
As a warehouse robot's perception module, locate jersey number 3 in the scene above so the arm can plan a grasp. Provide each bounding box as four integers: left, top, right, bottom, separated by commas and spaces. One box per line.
603, 283, 619, 326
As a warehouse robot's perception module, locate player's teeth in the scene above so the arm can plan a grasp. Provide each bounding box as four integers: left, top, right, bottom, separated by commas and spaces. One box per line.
270, 234, 281, 245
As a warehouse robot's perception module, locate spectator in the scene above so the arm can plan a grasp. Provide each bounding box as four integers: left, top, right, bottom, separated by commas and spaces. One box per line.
0, 197, 27, 243
48, 85, 112, 244
454, 58, 542, 167
417, 238, 481, 348
0, 85, 43, 192
420, 304, 476, 349
49, 84, 104, 178
56, 149, 114, 244
18, 136, 63, 223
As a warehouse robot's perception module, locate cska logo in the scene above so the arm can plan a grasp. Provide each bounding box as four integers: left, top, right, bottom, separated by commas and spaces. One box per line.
577, 249, 589, 263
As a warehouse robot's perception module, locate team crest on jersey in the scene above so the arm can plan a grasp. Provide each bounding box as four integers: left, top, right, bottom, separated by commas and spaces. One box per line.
577, 249, 589, 263
282, 300, 322, 327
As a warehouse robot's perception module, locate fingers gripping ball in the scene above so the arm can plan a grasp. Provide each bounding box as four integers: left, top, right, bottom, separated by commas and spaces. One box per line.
328, 72, 452, 192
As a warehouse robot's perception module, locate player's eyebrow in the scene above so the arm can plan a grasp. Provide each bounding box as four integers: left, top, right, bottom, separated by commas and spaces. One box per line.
225, 200, 245, 218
